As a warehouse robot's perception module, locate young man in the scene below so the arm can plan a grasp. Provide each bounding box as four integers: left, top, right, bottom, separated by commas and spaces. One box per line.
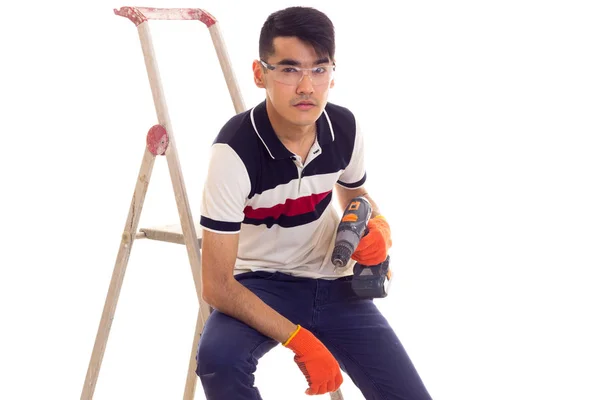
195, 6, 431, 400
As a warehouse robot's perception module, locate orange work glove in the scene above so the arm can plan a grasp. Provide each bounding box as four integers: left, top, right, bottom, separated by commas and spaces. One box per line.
283, 325, 343, 395
351, 215, 392, 266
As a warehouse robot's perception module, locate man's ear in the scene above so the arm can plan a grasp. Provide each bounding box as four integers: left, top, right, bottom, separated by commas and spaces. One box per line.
252, 60, 265, 88
329, 78, 335, 89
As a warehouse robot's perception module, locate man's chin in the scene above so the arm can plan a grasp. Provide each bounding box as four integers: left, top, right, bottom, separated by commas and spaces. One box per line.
289, 116, 319, 127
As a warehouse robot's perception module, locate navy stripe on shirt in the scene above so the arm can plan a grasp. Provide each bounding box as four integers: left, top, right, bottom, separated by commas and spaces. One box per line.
337, 172, 367, 189
200, 216, 241, 232
243, 191, 333, 229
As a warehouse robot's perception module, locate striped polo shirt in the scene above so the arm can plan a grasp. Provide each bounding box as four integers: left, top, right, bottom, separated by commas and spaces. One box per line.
200, 100, 366, 279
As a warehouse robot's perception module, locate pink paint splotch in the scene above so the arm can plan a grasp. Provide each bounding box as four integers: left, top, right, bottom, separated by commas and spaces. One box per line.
146, 124, 169, 156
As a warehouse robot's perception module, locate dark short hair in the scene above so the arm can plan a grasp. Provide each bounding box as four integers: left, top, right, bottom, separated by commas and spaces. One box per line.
259, 6, 335, 62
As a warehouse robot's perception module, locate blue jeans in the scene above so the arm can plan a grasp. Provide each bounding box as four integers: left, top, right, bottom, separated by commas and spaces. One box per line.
196, 271, 432, 400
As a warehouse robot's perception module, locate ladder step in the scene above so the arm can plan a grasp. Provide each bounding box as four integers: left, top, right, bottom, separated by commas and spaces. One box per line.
138, 223, 203, 245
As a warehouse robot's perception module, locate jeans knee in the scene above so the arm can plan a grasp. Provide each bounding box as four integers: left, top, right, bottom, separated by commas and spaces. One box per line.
196, 339, 229, 376
196, 336, 253, 379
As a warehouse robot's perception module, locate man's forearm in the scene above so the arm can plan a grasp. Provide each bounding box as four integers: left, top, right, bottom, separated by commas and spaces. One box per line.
204, 279, 297, 344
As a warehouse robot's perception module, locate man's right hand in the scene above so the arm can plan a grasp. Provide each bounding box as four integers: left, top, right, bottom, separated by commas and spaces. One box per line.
283, 325, 343, 395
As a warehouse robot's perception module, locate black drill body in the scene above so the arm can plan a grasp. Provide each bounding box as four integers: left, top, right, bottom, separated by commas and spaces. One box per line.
331, 196, 391, 298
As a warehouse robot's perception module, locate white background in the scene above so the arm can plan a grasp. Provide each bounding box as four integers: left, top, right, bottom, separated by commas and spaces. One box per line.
1, 0, 599, 399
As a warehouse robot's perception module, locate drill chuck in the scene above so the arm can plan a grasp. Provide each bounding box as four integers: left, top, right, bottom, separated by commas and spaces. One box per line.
332, 241, 353, 268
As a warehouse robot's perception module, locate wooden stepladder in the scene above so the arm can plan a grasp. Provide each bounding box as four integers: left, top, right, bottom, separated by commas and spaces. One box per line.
81, 6, 344, 400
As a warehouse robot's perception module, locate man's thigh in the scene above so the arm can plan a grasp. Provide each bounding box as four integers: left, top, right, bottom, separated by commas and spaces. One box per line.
197, 271, 315, 367
196, 272, 313, 398
316, 280, 432, 400
196, 307, 277, 367
196, 308, 278, 400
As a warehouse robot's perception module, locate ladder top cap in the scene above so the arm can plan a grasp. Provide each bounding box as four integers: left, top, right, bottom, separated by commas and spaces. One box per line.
114, 6, 217, 27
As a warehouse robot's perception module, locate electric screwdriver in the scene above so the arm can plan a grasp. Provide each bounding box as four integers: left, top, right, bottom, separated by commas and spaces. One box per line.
331, 196, 392, 298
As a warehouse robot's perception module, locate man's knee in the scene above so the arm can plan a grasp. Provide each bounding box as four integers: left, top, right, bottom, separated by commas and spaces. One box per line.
196, 335, 267, 399
195, 334, 250, 378
195, 313, 277, 380
196, 336, 227, 377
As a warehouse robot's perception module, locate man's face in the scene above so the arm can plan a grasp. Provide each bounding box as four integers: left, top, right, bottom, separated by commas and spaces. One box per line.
253, 36, 335, 128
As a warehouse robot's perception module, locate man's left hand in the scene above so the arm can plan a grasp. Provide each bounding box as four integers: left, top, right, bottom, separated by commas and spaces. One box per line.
351, 216, 392, 266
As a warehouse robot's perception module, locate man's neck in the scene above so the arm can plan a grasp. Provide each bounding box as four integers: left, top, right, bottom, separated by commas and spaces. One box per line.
265, 100, 317, 162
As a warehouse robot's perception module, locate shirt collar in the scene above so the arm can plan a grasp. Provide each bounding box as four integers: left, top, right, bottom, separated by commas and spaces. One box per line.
250, 100, 335, 160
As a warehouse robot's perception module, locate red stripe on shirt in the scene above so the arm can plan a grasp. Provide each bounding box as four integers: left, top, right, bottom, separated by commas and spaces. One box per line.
244, 191, 332, 220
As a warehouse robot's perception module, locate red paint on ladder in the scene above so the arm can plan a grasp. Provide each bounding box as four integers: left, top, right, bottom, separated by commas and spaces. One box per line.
113, 7, 147, 26
191, 9, 217, 27
146, 125, 169, 155
114, 7, 217, 27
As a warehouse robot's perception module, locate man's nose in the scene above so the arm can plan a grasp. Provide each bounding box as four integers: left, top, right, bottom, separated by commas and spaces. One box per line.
296, 73, 314, 95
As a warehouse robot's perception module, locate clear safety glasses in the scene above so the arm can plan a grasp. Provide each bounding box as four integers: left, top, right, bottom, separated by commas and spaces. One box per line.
260, 60, 335, 86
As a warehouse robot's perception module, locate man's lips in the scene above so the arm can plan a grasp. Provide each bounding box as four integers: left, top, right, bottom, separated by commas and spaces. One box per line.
294, 101, 316, 109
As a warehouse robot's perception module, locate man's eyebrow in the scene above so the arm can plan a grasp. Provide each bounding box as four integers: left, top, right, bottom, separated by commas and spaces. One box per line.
275, 57, 331, 66
275, 58, 301, 66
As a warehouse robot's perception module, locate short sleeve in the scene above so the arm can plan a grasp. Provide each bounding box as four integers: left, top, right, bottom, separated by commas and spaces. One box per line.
200, 143, 251, 233
336, 118, 367, 189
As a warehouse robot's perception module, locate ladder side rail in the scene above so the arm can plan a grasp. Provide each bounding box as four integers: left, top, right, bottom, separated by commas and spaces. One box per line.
80, 148, 157, 400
